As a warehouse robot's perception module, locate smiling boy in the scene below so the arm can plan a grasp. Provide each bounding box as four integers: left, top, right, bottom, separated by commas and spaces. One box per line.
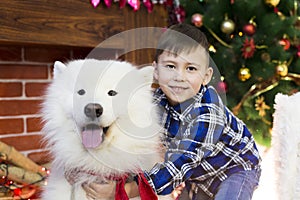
83, 23, 261, 200
144, 23, 261, 200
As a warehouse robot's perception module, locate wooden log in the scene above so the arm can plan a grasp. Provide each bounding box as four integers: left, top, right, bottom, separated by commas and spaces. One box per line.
0, 142, 47, 176
0, 164, 46, 186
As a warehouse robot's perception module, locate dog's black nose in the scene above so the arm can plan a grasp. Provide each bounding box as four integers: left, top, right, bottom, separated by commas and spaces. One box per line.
84, 103, 103, 119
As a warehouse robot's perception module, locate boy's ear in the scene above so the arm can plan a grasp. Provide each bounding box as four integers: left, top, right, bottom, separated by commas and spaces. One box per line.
203, 67, 213, 85
152, 61, 159, 81
53, 61, 67, 79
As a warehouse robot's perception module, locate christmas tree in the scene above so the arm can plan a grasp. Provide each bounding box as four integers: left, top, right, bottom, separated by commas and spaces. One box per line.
176, 0, 300, 146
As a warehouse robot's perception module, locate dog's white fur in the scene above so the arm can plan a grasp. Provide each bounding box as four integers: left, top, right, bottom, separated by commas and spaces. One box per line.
272, 92, 300, 200
41, 59, 166, 200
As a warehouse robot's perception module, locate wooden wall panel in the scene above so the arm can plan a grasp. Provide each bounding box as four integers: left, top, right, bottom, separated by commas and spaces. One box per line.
0, 0, 124, 47
0, 0, 168, 63
123, 5, 168, 65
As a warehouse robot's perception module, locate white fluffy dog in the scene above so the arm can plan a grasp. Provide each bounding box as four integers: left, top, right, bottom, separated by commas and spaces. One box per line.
41, 59, 167, 200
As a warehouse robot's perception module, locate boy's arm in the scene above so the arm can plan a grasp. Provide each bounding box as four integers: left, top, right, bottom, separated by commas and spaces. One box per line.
144, 149, 201, 195
145, 107, 225, 195
82, 180, 183, 199
82, 181, 139, 199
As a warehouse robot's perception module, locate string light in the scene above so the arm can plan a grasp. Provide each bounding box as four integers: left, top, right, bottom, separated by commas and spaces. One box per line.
0, 162, 49, 199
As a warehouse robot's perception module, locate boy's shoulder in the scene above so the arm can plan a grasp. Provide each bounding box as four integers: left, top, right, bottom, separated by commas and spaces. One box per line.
201, 85, 221, 103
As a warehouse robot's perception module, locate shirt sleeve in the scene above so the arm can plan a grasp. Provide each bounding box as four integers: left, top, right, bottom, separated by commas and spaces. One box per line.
145, 104, 225, 195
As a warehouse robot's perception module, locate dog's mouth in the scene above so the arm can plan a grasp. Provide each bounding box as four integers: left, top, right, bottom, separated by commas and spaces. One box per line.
81, 124, 109, 149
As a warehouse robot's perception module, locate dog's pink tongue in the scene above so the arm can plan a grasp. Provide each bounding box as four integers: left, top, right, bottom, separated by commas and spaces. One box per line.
82, 124, 103, 149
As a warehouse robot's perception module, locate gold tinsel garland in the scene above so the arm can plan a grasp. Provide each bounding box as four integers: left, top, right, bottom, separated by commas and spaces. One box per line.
232, 73, 300, 115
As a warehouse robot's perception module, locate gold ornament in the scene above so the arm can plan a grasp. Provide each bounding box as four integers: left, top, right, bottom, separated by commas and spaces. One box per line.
221, 14, 235, 35
221, 19, 235, 34
238, 67, 251, 81
265, 0, 280, 7
276, 62, 288, 76
255, 96, 271, 117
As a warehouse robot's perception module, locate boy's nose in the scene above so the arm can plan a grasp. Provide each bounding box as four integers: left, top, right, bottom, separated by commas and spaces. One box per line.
174, 70, 185, 81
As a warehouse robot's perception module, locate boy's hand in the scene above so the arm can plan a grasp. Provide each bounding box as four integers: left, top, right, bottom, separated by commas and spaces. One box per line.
82, 181, 116, 200
82, 181, 185, 199
171, 182, 185, 199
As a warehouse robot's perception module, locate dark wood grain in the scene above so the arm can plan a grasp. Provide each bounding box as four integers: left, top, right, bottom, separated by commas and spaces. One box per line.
0, 0, 124, 47
0, 0, 168, 63
123, 5, 168, 65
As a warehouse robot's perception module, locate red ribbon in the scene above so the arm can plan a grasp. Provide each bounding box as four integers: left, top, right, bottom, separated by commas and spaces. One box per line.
137, 173, 158, 200
115, 175, 129, 200
114, 173, 157, 200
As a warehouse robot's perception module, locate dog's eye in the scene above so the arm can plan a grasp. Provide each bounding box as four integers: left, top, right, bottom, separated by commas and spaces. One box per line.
77, 89, 86, 95
108, 90, 117, 96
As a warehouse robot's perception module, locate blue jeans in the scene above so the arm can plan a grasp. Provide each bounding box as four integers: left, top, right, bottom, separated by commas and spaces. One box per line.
179, 169, 261, 200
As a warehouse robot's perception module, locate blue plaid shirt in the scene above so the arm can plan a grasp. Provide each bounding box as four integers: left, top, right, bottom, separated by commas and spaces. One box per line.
144, 85, 261, 197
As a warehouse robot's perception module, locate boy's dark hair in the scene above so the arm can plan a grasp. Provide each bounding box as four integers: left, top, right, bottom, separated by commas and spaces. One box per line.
154, 23, 209, 62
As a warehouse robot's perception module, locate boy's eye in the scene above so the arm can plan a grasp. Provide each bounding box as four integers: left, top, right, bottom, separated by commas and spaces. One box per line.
166, 64, 176, 69
108, 90, 118, 96
77, 89, 86, 95
187, 66, 197, 71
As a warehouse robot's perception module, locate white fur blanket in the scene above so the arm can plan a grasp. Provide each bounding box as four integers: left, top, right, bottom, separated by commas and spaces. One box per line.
272, 92, 300, 200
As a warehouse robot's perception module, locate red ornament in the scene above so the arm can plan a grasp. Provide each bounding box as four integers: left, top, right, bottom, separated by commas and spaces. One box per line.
296, 45, 300, 57
165, 0, 173, 6
128, 0, 140, 11
90, 0, 100, 8
143, 0, 153, 13
278, 38, 290, 50
191, 13, 203, 27
14, 188, 22, 196
175, 6, 186, 23
217, 81, 227, 93
241, 37, 256, 59
243, 23, 256, 36
119, 0, 126, 8
104, 0, 112, 7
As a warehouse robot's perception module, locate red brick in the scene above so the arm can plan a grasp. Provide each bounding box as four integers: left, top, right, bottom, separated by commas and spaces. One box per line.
0, 134, 45, 151
0, 118, 24, 134
27, 117, 43, 132
0, 100, 42, 116
25, 82, 49, 97
0, 82, 22, 97
24, 46, 72, 63
0, 64, 48, 79
28, 151, 51, 165
0, 45, 22, 61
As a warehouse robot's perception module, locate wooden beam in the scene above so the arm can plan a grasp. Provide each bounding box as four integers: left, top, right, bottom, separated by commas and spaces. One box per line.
0, 0, 168, 63
0, 0, 125, 48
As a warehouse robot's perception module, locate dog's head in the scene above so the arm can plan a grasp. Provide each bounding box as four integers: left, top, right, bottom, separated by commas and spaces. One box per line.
48, 59, 158, 150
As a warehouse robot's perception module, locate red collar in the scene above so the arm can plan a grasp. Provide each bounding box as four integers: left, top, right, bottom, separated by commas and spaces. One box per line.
115, 172, 158, 200
67, 169, 157, 200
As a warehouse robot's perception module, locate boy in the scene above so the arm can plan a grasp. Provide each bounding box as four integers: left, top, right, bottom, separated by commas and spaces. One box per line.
83, 23, 261, 200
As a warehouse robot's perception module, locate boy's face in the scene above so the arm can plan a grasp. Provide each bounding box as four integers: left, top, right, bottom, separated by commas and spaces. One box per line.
154, 45, 212, 105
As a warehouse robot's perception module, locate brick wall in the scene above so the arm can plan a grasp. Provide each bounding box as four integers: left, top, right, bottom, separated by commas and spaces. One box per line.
0, 44, 118, 165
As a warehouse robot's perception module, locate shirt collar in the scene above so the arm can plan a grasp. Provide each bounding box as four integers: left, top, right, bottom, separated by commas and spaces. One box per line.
154, 85, 207, 113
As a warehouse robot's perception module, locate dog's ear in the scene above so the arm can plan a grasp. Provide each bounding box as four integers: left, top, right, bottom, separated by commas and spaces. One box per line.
139, 66, 154, 84
53, 61, 67, 79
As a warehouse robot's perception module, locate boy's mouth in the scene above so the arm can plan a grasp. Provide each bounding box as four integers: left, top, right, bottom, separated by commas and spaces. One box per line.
169, 86, 188, 93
